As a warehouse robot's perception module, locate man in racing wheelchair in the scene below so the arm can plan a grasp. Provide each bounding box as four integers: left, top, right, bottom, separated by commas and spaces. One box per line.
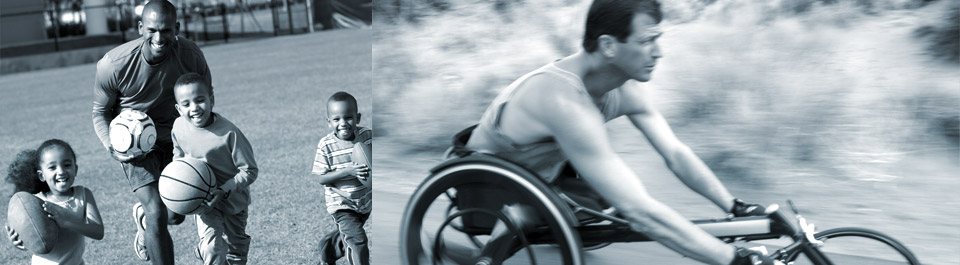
460, 0, 776, 264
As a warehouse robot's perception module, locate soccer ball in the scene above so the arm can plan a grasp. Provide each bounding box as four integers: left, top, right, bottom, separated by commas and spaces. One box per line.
109, 109, 157, 159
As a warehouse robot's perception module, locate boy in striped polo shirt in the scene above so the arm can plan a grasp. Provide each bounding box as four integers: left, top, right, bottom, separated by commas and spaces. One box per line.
313, 91, 372, 265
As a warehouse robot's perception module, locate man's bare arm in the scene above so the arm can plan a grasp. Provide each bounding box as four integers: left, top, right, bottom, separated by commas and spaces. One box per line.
621, 86, 737, 212
519, 81, 735, 265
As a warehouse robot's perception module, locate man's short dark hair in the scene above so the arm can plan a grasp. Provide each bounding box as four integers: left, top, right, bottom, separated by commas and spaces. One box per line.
175, 73, 211, 95
582, 0, 663, 52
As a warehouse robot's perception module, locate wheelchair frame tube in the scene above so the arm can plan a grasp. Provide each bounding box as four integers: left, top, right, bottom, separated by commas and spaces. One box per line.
695, 217, 773, 238
568, 216, 781, 245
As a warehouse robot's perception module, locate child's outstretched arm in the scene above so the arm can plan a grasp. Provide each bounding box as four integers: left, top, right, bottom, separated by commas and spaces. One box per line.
227, 131, 257, 190
43, 187, 104, 240
316, 164, 368, 185
311, 140, 367, 185
209, 130, 258, 206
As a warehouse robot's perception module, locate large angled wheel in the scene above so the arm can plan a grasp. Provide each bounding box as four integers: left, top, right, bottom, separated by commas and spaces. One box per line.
783, 227, 921, 265
400, 156, 584, 265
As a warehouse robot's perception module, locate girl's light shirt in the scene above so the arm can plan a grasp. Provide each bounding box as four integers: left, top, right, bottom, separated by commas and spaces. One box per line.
31, 186, 91, 265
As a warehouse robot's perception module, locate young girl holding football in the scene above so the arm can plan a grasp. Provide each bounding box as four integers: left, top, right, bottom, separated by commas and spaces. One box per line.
5, 139, 104, 265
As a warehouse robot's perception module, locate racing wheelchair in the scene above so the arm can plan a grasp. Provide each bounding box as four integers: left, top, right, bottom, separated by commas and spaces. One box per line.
399, 126, 921, 265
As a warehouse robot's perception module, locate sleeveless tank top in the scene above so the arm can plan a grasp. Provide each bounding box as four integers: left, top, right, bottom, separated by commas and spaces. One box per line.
466, 62, 622, 182
32, 187, 88, 265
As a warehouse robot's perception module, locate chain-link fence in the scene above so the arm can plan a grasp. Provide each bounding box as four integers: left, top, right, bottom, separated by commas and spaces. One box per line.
1, 0, 324, 58
180, 0, 318, 43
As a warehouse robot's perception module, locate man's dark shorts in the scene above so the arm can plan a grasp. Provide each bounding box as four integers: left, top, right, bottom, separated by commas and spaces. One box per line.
121, 141, 173, 192
555, 164, 610, 213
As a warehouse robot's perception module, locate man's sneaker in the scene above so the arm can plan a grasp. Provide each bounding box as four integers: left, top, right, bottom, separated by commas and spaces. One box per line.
133, 203, 148, 261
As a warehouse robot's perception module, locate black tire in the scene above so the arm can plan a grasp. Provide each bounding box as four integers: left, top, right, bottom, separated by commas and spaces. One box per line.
400, 161, 584, 265
783, 227, 921, 265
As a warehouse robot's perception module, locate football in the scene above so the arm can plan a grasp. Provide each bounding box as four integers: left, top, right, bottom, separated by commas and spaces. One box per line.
7, 192, 58, 254
351, 142, 372, 187
351, 142, 371, 167
109, 109, 157, 159
159, 157, 217, 215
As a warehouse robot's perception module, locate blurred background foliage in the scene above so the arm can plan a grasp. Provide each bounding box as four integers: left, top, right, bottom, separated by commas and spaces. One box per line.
372, 1, 959, 263
374, 0, 958, 179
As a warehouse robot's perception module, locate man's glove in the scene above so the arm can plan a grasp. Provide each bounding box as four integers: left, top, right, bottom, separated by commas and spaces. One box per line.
731, 198, 766, 217
730, 246, 778, 265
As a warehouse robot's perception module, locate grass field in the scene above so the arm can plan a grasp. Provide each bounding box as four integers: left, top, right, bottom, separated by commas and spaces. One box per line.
0, 29, 372, 264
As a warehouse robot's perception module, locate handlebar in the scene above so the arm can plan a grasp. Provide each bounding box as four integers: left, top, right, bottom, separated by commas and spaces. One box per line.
767, 201, 823, 246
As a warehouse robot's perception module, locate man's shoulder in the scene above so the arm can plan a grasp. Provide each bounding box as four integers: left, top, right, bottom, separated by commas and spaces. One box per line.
524, 71, 582, 92
610, 84, 652, 116
513, 74, 594, 117
176, 38, 207, 60
177, 38, 203, 52
98, 38, 142, 71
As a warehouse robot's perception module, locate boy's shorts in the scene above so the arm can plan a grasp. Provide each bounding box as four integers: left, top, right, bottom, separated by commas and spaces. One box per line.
120, 141, 173, 192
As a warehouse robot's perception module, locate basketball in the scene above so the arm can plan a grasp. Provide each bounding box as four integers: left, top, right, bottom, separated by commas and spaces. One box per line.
109, 109, 157, 160
6, 192, 58, 254
159, 157, 216, 215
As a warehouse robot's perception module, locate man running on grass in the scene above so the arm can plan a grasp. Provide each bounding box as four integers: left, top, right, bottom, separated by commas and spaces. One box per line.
465, 0, 778, 264
92, 1, 211, 264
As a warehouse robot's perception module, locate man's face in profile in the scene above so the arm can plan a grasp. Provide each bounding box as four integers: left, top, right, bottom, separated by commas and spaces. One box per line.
611, 13, 663, 82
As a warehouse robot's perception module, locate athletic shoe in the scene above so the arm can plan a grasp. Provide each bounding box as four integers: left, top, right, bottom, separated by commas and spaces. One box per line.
133, 203, 149, 261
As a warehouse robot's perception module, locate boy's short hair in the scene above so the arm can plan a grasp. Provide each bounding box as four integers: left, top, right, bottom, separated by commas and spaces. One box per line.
582, 0, 663, 53
327, 91, 358, 109
174, 73, 212, 95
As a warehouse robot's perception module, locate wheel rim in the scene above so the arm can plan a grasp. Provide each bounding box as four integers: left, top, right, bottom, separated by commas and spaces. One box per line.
401, 163, 583, 265
783, 227, 921, 265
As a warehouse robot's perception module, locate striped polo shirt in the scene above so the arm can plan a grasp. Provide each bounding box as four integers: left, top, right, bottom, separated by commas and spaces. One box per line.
312, 127, 372, 214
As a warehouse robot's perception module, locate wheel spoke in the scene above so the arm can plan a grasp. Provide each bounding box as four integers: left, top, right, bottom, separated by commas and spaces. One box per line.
401, 161, 584, 265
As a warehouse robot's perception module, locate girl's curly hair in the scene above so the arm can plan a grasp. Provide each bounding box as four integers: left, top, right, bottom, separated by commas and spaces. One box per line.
6, 149, 46, 194
6, 139, 76, 194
